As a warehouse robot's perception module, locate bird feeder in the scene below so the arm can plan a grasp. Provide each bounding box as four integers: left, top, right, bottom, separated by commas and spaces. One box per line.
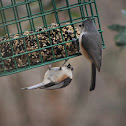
0, 0, 105, 76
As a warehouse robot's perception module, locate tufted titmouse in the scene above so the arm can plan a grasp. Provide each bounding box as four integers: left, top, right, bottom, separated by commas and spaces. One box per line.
21, 63, 73, 90
79, 18, 102, 91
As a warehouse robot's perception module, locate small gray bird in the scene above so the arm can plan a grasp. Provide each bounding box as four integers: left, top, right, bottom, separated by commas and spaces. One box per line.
79, 18, 102, 91
21, 64, 73, 90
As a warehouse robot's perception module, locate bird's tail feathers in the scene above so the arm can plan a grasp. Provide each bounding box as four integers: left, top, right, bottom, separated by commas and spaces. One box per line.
21, 82, 44, 90
90, 63, 96, 91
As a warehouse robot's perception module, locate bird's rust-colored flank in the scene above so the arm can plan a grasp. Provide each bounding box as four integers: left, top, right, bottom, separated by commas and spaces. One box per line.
81, 43, 92, 62
57, 74, 68, 83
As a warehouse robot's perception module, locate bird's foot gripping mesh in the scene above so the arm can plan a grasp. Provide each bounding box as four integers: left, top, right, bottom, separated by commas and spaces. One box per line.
0, 0, 105, 76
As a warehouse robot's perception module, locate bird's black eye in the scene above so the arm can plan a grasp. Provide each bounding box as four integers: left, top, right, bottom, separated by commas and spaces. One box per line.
79, 24, 81, 27
67, 63, 71, 69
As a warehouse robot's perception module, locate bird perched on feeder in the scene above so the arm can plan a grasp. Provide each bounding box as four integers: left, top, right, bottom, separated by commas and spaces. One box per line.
79, 18, 102, 91
21, 63, 73, 90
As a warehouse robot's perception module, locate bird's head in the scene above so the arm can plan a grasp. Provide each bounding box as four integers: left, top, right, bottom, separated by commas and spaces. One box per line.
65, 63, 74, 71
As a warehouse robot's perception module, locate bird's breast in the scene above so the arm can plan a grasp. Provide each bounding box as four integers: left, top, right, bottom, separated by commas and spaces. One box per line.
79, 33, 91, 62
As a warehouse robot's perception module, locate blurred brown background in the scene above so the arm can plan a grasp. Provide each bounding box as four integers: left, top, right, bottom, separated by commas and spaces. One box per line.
0, 0, 126, 126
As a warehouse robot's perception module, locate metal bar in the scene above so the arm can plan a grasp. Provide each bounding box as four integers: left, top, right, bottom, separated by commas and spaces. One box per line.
0, 53, 81, 77
83, 0, 89, 16
0, 0, 93, 11
65, 0, 80, 51
52, 0, 68, 57
25, 0, 33, 30
78, 0, 85, 19
0, 2, 92, 25
39, 0, 56, 60
0, 0, 18, 70
93, 0, 105, 47
0, 0, 38, 11
0, 19, 103, 44
88, 0, 96, 24
1, 39, 77, 60
11, 0, 20, 33
13, 0, 31, 67
27, 0, 43, 63
0, 2, 94, 28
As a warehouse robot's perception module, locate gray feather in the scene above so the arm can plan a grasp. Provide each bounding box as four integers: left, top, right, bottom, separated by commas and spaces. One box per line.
82, 33, 102, 71
40, 77, 72, 90
21, 83, 45, 90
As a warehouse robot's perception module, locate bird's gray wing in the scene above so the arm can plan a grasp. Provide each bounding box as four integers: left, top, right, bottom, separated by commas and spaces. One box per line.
82, 33, 102, 71
60, 77, 72, 88
40, 77, 72, 90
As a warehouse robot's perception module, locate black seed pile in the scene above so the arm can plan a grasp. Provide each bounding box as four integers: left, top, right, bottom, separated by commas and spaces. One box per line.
0, 23, 80, 71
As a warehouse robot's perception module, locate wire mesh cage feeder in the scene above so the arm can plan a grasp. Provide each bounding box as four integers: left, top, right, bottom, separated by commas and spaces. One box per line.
0, 0, 105, 76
